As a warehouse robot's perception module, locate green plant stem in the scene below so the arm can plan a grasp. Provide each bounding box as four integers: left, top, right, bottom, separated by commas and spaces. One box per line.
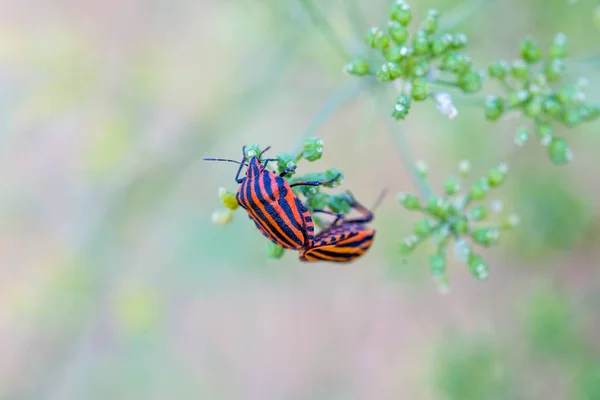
299, 0, 350, 60
435, 79, 460, 88
439, 0, 497, 30
292, 79, 373, 155
375, 93, 434, 198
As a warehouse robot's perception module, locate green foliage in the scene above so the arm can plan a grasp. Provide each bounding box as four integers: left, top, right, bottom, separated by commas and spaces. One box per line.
525, 290, 582, 357
513, 176, 592, 259
572, 362, 600, 400
434, 337, 517, 400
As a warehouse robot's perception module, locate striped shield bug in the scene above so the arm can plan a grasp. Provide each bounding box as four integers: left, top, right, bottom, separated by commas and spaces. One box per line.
204, 146, 341, 250
299, 190, 387, 263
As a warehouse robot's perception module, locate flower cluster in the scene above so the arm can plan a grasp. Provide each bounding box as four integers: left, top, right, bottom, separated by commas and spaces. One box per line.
212, 137, 347, 259
344, 1, 483, 120
398, 160, 518, 288
344, 0, 600, 166
484, 34, 600, 164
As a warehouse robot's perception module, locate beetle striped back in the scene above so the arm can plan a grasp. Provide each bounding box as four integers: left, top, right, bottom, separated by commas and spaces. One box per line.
299, 224, 375, 262
205, 145, 342, 253
236, 157, 315, 249
299, 190, 385, 263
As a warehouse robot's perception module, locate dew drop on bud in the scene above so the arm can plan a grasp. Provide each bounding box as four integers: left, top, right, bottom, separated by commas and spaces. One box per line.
415, 160, 428, 177
514, 127, 529, 146
540, 134, 553, 147
508, 214, 520, 227
489, 200, 504, 214
458, 160, 471, 175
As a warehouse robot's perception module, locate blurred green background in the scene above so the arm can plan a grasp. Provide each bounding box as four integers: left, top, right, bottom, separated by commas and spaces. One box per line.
1, 0, 599, 398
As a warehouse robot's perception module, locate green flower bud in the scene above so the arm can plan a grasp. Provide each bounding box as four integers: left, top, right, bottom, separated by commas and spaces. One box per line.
392, 94, 411, 120
488, 60, 509, 79
514, 127, 529, 146
219, 187, 239, 210
398, 192, 421, 209
508, 90, 530, 107
414, 219, 434, 236
455, 54, 473, 74
302, 137, 324, 161
212, 209, 233, 225
421, 9, 440, 34
520, 38, 542, 63
366, 26, 389, 50
443, 176, 461, 195
486, 164, 508, 188
411, 77, 430, 101
390, 2, 412, 26
276, 153, 297, 177
524, 96, 544, 118
344, 58, 370, 76
535, 121, 553, 145
582, 104, 600, 122
429, 253, 446, 277
502, 214, 520, 229
385, 45, 411, 62
543, 97, 561, 117
441, 52, 460, 72
544, 58, 565, 82
472, 228, 500, 247
413, 31, 430, 55
468, 254, 489, 279
441, 53, 473, 74
376, 62, 402, 82
265, 242, 285, 259
511, 59, 529, 80
328, 193, 352, 213
547, 137, 572, 165
411, 60, 430, 77
560, 107, 582, 127
388, 21, 409, 44
450, 33, 468, 49
307, 192, 328, 210
431, 33, 452, 56
549, 32, 567, 59
427, 197, 451, 219
484, 95, 504, 121
468, 205, 488, 221
458, 160, 471, 176
244, 144, 262, 160
324, 168, 344, 187
458, 71, 483, 93
399, 235, 419, 254
452, 216, 469, 234
557, 86, 583, 105
469, 178, 489, 200
530, 74, 550, 95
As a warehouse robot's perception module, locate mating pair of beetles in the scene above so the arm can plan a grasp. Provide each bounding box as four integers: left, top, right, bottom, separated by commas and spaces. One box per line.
205, 146, 384, 263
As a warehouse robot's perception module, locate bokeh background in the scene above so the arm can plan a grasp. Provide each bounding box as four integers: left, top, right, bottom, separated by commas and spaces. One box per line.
1, 0, 600, 398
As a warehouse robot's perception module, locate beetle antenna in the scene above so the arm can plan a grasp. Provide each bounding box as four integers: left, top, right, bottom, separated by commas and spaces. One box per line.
371, 189, 388, 211
203, 157, 247, 166
258, 146, 271, 158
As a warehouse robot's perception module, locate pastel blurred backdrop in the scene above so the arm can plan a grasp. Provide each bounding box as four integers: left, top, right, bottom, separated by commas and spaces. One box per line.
1, 0, 599, 398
